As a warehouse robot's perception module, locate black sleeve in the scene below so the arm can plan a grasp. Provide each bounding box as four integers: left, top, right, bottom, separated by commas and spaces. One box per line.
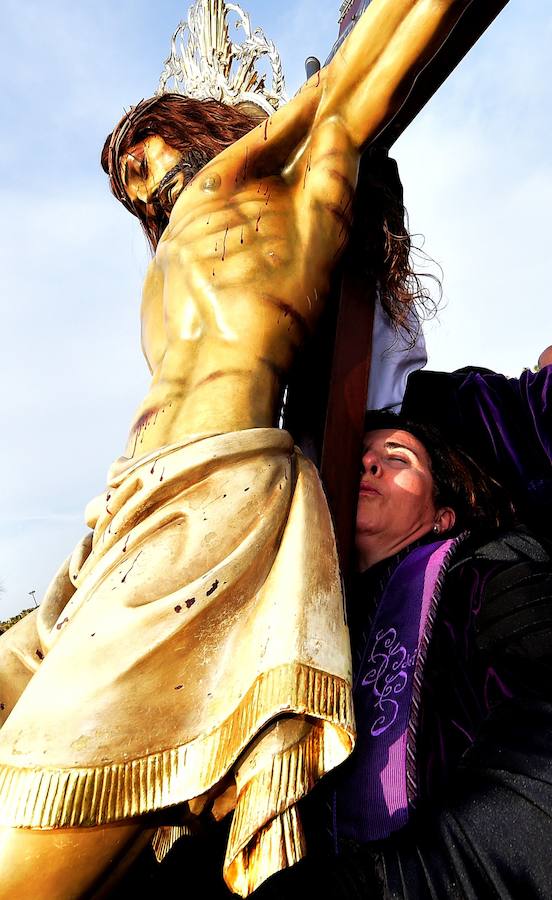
253, 555, 552, 900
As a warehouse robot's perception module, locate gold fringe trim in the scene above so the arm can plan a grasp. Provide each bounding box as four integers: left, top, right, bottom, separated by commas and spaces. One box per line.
227, 805, 306, 897
0, 663, 354, 830
224, 719, 342, 896
151, 825, 192, 862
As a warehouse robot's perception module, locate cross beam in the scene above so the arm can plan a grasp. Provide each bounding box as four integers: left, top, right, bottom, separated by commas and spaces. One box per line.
313, 0, 510, 575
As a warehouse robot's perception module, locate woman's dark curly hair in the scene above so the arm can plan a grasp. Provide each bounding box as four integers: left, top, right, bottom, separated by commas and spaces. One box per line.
364, 410, 515, 534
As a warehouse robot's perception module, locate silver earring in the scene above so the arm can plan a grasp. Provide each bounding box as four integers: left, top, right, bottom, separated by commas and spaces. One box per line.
433, 524, 440, 534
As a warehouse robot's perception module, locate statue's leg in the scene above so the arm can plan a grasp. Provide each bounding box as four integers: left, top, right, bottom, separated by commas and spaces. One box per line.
0, 822, 153, 899
0, 609, 42, 726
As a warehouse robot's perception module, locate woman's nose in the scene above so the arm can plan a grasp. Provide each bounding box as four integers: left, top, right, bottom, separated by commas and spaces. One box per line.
361, 451, 382, 476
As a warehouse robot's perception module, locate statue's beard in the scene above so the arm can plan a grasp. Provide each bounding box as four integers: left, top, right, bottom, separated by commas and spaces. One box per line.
143, 148, 212, 238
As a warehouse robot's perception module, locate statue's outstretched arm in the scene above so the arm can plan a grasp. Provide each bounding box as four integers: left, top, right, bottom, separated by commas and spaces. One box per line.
317, 0, 472, 149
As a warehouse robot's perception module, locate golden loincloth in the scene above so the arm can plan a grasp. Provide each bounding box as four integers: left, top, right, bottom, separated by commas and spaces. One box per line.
0, 428, 354, 895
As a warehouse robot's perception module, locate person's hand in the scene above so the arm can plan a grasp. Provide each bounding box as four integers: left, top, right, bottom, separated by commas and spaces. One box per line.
537, 346, 552, 369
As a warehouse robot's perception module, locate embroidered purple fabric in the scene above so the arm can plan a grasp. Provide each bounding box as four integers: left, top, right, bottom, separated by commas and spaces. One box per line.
332, 538, 455, 843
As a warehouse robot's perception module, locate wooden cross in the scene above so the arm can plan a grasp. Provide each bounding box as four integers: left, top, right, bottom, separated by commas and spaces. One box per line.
284, 0, 510, 577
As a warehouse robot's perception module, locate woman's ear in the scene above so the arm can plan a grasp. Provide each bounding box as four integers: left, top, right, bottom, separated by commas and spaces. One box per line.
435, 507, 456, 534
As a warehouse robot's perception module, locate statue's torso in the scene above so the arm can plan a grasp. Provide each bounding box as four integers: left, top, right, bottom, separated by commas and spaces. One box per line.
124, 107, 359, 460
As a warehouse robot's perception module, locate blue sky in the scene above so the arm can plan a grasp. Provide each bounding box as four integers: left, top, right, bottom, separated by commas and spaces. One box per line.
1, 1, 551, 616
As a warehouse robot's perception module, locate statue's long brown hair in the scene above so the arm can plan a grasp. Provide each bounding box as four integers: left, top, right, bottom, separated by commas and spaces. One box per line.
102, 94, 437, 331
355, 148, 439, 341
101, 94, 255, 252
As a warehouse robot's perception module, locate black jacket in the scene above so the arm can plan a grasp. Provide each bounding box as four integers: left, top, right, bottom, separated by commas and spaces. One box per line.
252, 529, 552, 899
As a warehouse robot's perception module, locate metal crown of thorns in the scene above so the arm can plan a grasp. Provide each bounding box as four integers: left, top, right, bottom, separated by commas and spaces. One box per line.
156, 0, 288, 113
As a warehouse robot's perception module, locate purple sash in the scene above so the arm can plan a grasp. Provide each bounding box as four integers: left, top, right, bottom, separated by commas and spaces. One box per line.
334, 535, 466, 843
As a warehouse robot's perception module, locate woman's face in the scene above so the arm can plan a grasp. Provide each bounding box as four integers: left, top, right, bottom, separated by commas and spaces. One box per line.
356, 428, 445, 568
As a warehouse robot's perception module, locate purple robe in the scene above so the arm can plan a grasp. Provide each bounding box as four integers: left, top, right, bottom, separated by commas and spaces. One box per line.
402, 365, 552, 534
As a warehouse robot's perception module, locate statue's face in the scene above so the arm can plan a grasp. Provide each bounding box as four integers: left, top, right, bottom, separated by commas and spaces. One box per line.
120, 135, 185, 216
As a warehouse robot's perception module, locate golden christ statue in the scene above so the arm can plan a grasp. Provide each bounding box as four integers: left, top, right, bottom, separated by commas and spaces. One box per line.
0, 0, 470, 896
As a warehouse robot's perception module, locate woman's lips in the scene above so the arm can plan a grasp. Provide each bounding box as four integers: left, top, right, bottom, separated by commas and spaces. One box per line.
359, 483, 381, 496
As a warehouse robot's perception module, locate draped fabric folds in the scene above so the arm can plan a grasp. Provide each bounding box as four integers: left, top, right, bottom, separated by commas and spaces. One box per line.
0, 428, 354, 895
